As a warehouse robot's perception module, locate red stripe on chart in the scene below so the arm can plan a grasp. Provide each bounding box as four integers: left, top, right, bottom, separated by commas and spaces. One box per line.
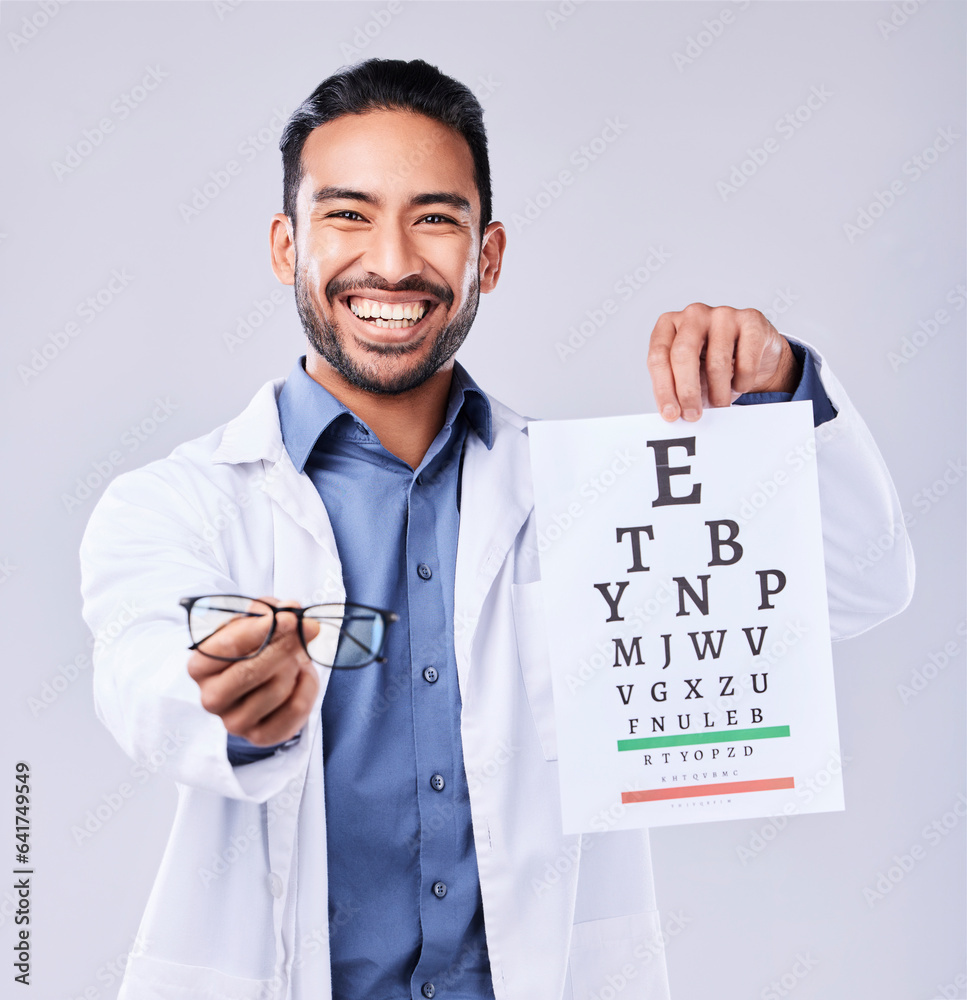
621, 776, 795, 803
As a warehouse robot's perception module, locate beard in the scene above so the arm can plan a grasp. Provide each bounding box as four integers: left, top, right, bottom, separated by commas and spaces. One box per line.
295, 267, 480, 395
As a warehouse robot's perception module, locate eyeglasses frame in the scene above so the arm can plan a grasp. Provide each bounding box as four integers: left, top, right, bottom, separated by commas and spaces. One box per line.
179, 594, 399, 669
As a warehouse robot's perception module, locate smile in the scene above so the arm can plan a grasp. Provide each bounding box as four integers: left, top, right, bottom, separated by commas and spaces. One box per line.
348, 296, 431, 329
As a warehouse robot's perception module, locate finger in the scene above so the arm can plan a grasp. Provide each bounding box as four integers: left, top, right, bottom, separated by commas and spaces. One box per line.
646, 312, 681, 421
186, 601, 277, 679
704, 309, 740, 408
199, 625, 308, 711
220, 655, 307, 737
236, 665, 320, 747
667, 305, 710, 421
732, 311, 778, 394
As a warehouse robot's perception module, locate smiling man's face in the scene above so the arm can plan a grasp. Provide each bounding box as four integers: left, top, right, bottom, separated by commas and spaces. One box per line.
275, 108, 504, 395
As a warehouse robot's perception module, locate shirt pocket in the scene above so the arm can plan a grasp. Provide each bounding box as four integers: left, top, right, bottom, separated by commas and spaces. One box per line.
511, 581, 558, 761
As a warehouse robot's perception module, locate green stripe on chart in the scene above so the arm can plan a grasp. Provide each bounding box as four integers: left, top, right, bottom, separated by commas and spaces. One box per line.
617, 725, 791, 751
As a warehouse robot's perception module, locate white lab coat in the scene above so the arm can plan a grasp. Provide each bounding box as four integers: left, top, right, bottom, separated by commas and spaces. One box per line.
79, 342, 913, 1000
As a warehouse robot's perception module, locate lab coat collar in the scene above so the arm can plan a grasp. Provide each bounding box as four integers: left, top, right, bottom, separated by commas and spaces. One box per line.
211, 379, 287, 466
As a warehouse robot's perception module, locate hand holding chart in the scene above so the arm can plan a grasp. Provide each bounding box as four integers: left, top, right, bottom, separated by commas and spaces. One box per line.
528, 402, 844, 833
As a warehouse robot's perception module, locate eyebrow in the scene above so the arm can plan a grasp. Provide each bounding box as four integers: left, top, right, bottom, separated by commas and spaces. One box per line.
311, 186, 472, 215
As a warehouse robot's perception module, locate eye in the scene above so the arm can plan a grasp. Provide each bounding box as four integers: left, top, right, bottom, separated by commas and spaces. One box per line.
419, 214, 456, 225
328, 210, 367, 222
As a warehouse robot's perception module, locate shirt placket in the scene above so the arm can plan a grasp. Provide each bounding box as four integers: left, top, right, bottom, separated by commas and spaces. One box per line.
407, 442, 465, 999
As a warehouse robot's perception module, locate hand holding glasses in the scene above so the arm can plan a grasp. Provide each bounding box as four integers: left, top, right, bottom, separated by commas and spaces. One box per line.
180, 595, 398, 669
181, 595, 398, 746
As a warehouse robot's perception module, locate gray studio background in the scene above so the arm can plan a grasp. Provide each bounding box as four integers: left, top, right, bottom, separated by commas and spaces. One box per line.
1, 1, 964, 998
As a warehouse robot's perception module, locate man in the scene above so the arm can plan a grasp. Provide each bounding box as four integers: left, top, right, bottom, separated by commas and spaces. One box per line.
80, 59, 913, 1000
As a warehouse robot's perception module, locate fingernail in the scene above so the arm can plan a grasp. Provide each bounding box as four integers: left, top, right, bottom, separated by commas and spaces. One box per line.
683, 408, 700, 421
661, 404, 678, 421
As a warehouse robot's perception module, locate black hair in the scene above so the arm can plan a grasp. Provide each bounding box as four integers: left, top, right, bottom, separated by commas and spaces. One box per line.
280, 58, 492, 236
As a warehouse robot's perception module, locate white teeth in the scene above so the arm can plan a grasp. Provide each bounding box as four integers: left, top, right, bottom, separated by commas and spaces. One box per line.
349, 298, 429, 326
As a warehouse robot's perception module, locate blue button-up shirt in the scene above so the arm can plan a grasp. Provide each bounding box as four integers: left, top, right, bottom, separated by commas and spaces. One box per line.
272, 358, 493, 1000
227, 342, 834, 998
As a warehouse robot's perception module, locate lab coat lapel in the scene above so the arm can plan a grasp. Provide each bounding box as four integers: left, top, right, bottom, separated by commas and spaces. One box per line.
454, 406, 533, 693
212, 378, 345, 601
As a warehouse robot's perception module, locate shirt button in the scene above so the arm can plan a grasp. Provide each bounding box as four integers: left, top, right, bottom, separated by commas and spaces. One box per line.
417, 563, 432, 580
423, 666, 438, 684
422, 984, 435, 999
268, 873, 284, 898
430, 773, 445, 792
432, 880, 447, 898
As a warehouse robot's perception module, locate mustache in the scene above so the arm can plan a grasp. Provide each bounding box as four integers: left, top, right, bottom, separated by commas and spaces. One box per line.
325, 275, 454, 310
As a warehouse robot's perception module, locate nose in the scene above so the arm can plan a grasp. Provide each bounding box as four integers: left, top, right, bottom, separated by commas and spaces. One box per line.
358, 221, 424, 285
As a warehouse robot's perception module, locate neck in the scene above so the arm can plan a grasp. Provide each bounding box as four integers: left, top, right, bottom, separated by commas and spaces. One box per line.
304, 355, 454, 469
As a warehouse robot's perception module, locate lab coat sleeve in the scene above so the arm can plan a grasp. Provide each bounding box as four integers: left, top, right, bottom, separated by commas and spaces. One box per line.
794, 339, 915, 638
79, 460, 315, 803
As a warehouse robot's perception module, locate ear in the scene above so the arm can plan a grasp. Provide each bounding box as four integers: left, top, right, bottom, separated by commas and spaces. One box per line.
270, 213, 296, 286
479, 220, 506, 293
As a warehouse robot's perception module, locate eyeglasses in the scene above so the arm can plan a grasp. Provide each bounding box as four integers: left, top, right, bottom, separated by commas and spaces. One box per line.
179, 595, 399, 669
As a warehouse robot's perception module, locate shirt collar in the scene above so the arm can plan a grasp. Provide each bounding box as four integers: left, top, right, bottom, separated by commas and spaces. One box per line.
277, 357, 494, 473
